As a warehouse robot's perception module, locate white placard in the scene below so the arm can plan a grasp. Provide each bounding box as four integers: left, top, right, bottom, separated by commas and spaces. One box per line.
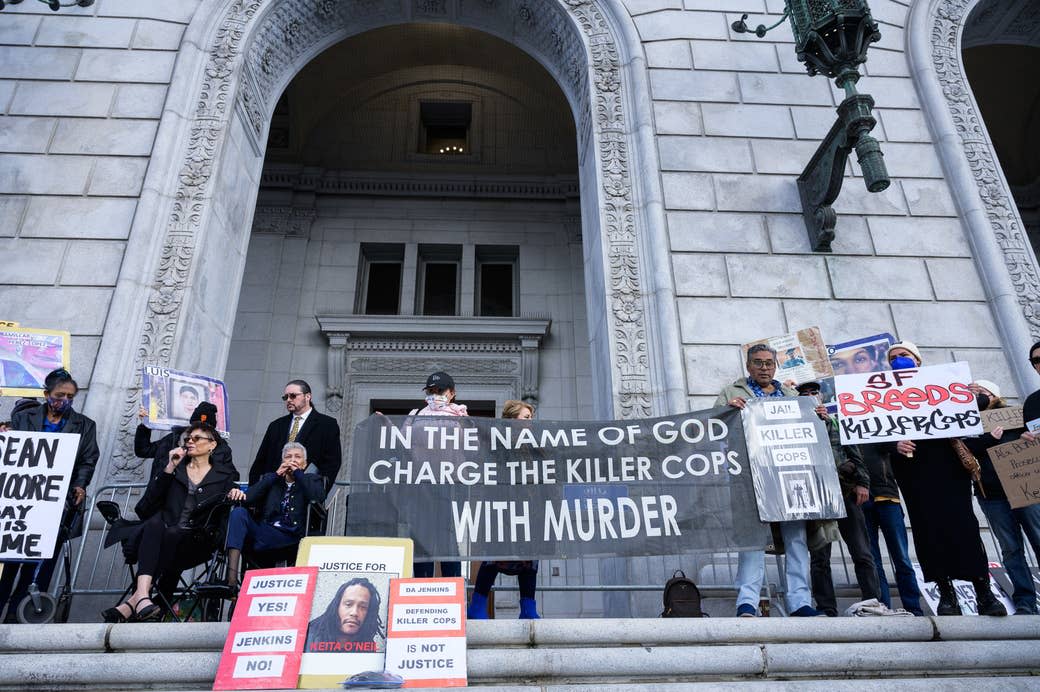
835, 361, 982, 445
0, 431, 79, 560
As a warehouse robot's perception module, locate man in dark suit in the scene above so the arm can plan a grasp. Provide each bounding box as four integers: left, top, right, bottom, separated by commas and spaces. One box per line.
248, 379, 342, 488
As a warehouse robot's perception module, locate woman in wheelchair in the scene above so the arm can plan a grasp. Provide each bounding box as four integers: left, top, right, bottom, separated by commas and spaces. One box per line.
103, 422, 238, 622
223, 441, 327, 593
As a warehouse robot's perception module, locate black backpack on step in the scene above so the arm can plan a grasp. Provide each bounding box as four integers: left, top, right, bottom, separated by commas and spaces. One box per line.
661, 569, 704, 617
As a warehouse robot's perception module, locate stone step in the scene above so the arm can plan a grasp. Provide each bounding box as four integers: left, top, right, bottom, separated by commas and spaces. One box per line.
0, 618, 1036, 690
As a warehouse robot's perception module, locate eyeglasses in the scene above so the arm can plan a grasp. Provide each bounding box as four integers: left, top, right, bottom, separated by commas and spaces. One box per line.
281, 392, 306, 401
1031, 357, 1040, 366
800, 389, 821, 396
750, 360, 776, 368
187, 435, 214, 443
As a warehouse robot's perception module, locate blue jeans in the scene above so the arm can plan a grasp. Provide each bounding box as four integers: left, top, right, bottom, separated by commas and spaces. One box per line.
862, 500, 923, 615
978, 497, 1040, 614
736, 521, 812, 612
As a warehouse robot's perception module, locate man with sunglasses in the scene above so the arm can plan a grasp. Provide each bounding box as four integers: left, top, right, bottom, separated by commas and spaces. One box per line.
248, 380, 342, 488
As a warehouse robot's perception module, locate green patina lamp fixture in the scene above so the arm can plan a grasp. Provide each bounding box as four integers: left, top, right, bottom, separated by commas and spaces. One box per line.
0, 0, 93, 10
734, 0, 889, 252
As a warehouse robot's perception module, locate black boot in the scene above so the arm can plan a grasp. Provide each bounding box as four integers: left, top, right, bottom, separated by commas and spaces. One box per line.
936, 578, 962, 616
973, 577, 1007, 617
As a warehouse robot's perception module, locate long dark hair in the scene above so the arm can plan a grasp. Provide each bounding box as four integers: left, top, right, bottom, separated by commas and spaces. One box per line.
307, 577, 384, 644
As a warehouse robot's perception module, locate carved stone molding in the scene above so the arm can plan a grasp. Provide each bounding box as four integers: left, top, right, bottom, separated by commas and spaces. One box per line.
910, 0, 1040, 394
928, 0, 1040, 333
316, 314, 551, 422
110, 0, 657, 477
260, 165, 580, 200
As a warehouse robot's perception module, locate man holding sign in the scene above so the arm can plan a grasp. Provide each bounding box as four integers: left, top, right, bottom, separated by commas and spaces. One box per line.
718, 344, 821, 618
837, 341, 1005, 617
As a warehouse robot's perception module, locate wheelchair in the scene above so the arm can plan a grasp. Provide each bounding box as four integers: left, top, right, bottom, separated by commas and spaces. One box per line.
96, 499, 235, 622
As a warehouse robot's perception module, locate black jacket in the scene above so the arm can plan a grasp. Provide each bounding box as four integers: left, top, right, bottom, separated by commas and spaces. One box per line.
1025, 389, 1040, 427
135, 423, 233, 480
136, 458, 239, 527
246, 469, 327, 532
826, 419, 870, 497
249, 409, 341, 486
11, 403, 99, 490
860, 442, 900, 501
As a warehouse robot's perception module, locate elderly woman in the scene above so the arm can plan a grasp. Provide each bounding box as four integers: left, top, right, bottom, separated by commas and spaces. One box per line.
467, 400, 541, 620
1, 369, 99, 623
103, 422, 238, 622
223, 442, 327, 592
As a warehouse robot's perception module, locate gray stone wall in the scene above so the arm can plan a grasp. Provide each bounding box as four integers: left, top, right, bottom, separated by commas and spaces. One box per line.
0, 0, 201, 412
622, 0, 1025, 406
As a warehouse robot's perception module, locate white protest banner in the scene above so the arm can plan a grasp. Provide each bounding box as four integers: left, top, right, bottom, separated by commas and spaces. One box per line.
835, 362, 982, 445
295, 536, 413, 689
913, 563, 1013, 616
742, 326, 833, 386
742, 397, 845, 522
384, 578, 467, 688
0, 430, 78, 560
141, 365, 229, 433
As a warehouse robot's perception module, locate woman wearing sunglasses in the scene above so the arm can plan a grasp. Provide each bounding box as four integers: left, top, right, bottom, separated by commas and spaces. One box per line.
103, 422, 238, 622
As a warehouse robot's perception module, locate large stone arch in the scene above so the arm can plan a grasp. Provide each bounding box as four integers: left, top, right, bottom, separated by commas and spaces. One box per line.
91, 0, 682, 481
907, 0, 1040, 394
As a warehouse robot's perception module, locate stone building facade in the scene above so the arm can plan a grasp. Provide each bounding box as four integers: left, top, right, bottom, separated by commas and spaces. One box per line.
1, 0, 1038, 615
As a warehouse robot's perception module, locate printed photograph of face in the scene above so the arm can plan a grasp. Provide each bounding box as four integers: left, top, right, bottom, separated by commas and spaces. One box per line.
304, 572, 390, 653
169, 378, 205, 419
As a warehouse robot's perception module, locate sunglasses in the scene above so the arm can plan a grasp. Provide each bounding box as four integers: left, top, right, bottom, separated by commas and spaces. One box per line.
186, 435, 214, 443
281, 392, 306, 401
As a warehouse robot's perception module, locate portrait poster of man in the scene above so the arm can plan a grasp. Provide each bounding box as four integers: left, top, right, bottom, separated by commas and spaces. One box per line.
819, 332, 894, 414
0, 325, 70, 397
295, 537, 413, 689
140, 365, 229, 433
742, 326, 832, 387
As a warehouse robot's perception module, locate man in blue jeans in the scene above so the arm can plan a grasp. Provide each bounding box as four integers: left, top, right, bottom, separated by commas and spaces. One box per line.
716, 344, 821, 617
860, 443, 923, 615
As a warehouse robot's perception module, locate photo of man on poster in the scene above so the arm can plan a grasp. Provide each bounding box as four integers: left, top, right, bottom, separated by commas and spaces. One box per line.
304, 576, 386, 653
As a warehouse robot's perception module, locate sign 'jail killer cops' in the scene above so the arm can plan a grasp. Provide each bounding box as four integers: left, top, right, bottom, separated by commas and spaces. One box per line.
0, 430, 78, 560
347, 410, 771, 560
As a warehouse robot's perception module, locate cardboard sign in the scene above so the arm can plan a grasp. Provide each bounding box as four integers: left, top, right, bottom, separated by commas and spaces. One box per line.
913, 563, 1014, 616
384, 578, 467, 688
0, 325, 70, 397
0, 431, 78, 559
987, 437, 1040, 508
295, 536, 414, 689
742, 326, 832, 386
742, 398, 845, 522
141, 365, 230, 433
981, 406, 1024, 433
213, 567, 318, 690
835, 361, 982, 445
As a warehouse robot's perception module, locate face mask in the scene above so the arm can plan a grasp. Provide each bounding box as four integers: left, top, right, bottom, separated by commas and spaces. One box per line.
425, 394, 450, 410
890, 356, 917, 371
48, 397, 72, 415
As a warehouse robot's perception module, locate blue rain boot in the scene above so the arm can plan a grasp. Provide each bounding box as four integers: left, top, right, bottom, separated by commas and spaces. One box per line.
467, 592, 489, 620
519, 597, 541, 619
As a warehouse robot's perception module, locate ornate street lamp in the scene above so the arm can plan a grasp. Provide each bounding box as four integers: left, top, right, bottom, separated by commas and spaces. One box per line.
0, 0, 94, 10
734, 0, 889, 252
